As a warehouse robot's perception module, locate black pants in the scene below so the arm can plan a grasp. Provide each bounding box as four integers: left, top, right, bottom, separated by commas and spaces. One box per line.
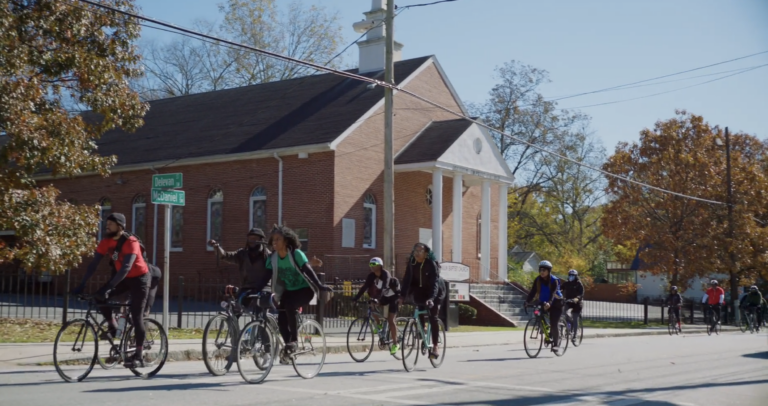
144, 276, 159, 317
707, 304, 721, 324
98, 273, 150, 349
667, 306, 681, 323
744, 305, 762, 327
546, 300, 564, 347
565, 301, 582, 317
414, 293, 441, 347
278, 287, 314, 344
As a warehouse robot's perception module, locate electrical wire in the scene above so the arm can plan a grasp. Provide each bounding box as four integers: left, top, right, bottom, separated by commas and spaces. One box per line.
72, 0, 729, 206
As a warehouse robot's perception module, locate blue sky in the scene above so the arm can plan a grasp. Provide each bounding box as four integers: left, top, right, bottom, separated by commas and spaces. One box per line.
135, 0, 768, 153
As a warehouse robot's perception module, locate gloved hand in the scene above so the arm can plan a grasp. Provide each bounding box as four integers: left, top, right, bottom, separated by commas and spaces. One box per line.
426, 299, 434, 308
94, 286, 111, 302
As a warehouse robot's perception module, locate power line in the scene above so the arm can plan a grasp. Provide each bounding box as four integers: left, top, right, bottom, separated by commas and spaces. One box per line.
561, 63, 768, 110
72, 0, 728, 206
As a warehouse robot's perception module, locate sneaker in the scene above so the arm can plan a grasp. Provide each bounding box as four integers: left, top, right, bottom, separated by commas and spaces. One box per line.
123, 353, 145, 369
258, 352, 272, 366
279, 349, 290, 365
429, 346, 440, 360
390, 344, 399, 355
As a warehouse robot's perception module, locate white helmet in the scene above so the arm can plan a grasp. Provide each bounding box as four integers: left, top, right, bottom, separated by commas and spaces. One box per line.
539, 260, 553, 270
568, 269, 578, 276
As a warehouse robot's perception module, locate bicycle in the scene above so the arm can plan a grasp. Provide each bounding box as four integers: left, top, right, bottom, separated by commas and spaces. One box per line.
202, 286, 279, 376
704, 304, 721, 336
667, 306, 681, 336
523, 303, 569, 358
400, 301, 446, 372
739, 306, 757, 334
235, 291, 326, 384
564, 300, 583, 347
347, 299, 408, 362
53, 294, 168, 382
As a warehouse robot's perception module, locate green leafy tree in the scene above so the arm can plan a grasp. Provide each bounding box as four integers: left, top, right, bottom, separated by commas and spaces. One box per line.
0, 0, 147, 274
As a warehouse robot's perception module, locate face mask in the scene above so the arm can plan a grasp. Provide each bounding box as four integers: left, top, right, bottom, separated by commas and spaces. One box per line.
568, 276, 576, 282
248, 241, 259, 248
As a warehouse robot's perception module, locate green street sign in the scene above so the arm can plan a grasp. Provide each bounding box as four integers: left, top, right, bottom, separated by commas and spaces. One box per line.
151, 188, 186, 206
152, 173, 183, 189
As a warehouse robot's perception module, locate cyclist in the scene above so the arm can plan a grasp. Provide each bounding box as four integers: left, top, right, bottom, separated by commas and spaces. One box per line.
525, 260, 565, 354
71, 213, 150, 368
665, 286, 683, 332
352, 257, 401, 355
250, 225, 333, 360
741, 286, 764, 331
399, 243, 442, 360
562, 269, 584, 338
208, 228, 271, 315
702, 280, 725, 331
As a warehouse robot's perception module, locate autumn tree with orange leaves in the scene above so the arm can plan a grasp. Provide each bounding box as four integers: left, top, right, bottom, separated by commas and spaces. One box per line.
602, 111, 768, 301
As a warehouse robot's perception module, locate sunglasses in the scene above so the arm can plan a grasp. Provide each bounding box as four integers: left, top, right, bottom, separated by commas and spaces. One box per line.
539, 268, 549, 273
369, 263, 381, 267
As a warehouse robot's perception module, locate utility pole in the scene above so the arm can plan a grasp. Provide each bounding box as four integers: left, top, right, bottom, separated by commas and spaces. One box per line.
725, 127, 739, 314
383, 0, 395, 272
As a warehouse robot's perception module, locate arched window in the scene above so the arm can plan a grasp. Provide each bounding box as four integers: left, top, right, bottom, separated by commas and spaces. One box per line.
426, 185, 433, 208
207, 189, 223, 249
363, 193, 376, 248
250, 187, 267, 230
99, 198, 112, 240
132, 195, 146, 241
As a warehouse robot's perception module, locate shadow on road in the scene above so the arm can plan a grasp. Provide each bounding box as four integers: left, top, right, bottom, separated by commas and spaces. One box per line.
741, 351, 768, 359
314, 368, 404, 378
460, 357, 532, 362
85, 381, 235, 393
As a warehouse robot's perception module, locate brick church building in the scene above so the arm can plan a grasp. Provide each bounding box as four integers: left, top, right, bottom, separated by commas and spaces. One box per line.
39, 1, 514, 291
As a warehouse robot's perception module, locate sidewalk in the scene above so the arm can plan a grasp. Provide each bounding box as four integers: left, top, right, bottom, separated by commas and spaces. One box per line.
0, 325, 742, 367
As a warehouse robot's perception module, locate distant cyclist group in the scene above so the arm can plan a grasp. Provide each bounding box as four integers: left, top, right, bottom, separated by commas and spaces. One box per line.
52, 212, 764, 383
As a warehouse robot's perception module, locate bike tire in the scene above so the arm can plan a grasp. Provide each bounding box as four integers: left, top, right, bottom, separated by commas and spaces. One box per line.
401, 319, 420, 372
571, 315, 583, 347
236, 319, 274, 384
203, 314, 235, 376
53, 318, 98, 383
346, 317, 374, 363
429, 319, 447, 368
668, 312, 675, 336
523, 317, 543, 359
292, 318, 326, 379
391, 317, 409, 360
124, 318, 168, 378
554, 320, 568, 357
739, 312, 748, 333
97, 319, 120, 369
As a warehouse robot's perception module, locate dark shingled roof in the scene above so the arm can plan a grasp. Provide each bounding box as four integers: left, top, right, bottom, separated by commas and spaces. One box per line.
394, 118, 472, 165
89, 56, 431, 167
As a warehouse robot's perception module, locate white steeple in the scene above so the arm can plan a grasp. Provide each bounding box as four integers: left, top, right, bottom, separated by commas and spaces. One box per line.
352, 0, 404, 73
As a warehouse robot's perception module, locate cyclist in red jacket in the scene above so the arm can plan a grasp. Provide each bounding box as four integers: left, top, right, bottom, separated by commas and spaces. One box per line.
702, 280, 725, 330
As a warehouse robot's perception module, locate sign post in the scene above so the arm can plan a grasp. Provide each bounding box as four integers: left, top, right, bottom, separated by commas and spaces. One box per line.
151, 173, 184, 333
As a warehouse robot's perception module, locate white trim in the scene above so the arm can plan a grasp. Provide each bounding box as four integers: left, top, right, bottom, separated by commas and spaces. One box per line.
393, 120, 433, 160
497, 183, 509, 282
432, 169, 443, 261
395, 161, 515, 184
207, 192, 223, 252
452, 174, 463, 263
475, 121, 515, 179
481, 181, 492, 281
170, 247, 183, 252
363, 202, 376, 249
33, 143, 332, 181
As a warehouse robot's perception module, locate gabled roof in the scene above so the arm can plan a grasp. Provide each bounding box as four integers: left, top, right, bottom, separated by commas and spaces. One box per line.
88, 57, 431, 168
509, 251, 538, 264
394, 119, 472, 165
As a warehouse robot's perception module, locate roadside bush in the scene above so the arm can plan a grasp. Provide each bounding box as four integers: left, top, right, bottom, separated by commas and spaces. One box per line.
459, 304, 477, 324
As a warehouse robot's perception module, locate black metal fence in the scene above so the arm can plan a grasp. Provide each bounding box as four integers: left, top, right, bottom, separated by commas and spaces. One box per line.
581, 297, 735, 325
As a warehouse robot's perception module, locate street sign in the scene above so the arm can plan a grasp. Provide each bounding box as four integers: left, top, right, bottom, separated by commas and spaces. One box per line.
449, 282, 470, 302
152, 173, 183, 189
441, 262, 470, 281
151, 188, 186, 206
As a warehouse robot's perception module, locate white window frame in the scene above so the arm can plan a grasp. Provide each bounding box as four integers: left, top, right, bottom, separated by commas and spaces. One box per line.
207, 189, 223, 251
426, 185, 433, 208
363, 194, 376, 249
98, 198, 111, 240
132, 195, 146, 236
249, 186, 267, 230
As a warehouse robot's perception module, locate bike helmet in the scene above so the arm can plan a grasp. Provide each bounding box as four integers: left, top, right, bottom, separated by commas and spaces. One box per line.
539, 260, 553, 270
750, 285, 758, 292
568, 269, 578, 276
671, 286, 678, 291
710, 280, 719, 286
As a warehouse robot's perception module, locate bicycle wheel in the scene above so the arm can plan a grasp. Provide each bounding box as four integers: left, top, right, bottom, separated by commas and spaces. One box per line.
401, 319, 420, 372
53, 319, 98, 383
346, 317, 374, 363
124, 318, 168, 378
236, 319, 274, 384
748, 314, 755, 334
554, 320, 568, 357
292, 319, 326, 379
668, 312, 675, 336
429, 319, 447, 368
97, 319, 120, 369
203, 314, 235, 376
523, 318, 543, 359
739, 311, 748, 333
392, 317, 409, 360
571, 315, 583, 347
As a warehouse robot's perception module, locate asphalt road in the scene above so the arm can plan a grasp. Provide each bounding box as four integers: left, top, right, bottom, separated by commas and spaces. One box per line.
0, 332, 766, 406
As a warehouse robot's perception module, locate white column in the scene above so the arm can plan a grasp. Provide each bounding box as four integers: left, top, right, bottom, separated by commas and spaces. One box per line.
432, 169, 443, 261
481, 180, 491, 280
452, 174, 463, 262
498, 183, 509, 281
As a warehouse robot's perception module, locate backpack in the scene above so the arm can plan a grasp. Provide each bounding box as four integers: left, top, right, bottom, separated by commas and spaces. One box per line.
388, 275, 401, 293
112, 232, 162, 279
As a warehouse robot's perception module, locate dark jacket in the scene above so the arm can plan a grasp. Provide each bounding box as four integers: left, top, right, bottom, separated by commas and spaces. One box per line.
666, 293, 683, 306
526, 275, 564, 304
353, 269, 398, 301
562, 277, 585, 301
401, 258, 439, 302
220, 245, 271, 289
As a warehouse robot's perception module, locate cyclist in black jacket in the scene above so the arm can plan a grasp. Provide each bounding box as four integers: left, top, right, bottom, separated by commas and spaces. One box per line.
352, 257, 401, 355
666, 286, 683, 332
562, 269, 584, 322
400, 242, 442, 360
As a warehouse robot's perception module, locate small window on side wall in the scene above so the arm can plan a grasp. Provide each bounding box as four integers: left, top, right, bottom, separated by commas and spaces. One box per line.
99, 198, 112, 240
207, 189, 223, 250
363, 194, 376, 249
250, 186, 267, 230
295, 228, 309, 253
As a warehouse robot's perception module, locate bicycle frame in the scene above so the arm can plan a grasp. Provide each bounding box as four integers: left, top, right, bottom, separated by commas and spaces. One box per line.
530, 305, 552, 342
407, 306, 434, 350
360, 303, 393, 343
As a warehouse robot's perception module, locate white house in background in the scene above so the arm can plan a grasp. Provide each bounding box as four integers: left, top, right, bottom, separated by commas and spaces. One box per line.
636, 272, 728, 302
508, 245, 542, 273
